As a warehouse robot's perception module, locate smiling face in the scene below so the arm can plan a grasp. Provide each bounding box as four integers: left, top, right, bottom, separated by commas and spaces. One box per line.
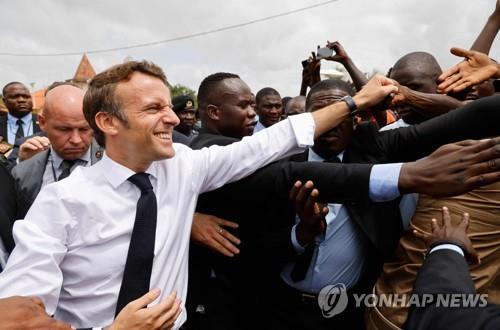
106, 72, 180, 171
308, 88, 354, 159
3, 83, 33, 118
256, 93, 282, 127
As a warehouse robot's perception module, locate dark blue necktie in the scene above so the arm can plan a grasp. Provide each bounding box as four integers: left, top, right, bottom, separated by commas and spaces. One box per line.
115, 173, 157, 315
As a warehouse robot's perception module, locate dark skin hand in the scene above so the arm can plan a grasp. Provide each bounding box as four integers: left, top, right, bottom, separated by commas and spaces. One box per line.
0, 296, 72, 330
399, 138, 500, 198
300, 52, 321, 96
390, 83, 463, 119
291, 180, 329, 247
413, 206, 479, 265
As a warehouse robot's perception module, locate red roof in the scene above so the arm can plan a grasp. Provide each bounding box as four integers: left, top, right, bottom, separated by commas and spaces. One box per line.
73, 53, 96, 82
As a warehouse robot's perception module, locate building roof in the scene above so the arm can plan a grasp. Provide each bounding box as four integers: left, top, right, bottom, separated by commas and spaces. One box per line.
73, 53, 96, 82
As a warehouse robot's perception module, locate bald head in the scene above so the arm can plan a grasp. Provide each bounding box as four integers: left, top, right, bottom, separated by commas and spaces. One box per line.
43, 85, 85, 120
390, 52, 442, 93
39, 84, 93, 160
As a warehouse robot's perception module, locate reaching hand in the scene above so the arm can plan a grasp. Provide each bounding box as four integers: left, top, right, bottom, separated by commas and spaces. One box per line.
291, 180, 328, 247
413, 206, 479, 264
438, 48, 499, 93
110, 289, 182, 330
191, 212, 240, 257
353, 74, 398, 110
400, 138, 500, 198
302, 52, 321, 88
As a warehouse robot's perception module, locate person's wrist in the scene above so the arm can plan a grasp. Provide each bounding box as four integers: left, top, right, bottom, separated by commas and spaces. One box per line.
352, 94, 368, 111
398, 162, 421, 194
296, 222, 318, 247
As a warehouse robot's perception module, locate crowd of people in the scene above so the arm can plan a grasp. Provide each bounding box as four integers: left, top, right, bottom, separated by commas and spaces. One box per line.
0, 2, 500, 330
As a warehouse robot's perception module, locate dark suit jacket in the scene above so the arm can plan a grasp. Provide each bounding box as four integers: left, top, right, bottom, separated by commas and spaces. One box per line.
0, 113, 41, 145
11, 140, 103, 219
405, 249, 500, 330
188, 128, 374, 328
293, 95, 500, 268
0, 163, 16, 253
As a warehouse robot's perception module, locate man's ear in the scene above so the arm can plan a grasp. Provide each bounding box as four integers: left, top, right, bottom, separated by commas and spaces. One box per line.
206, 104, 220, 121
38, 113, 47, 132
95, 112, 120, 138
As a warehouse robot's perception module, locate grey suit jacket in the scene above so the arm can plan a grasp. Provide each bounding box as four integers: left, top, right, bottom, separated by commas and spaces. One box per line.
11, 140, 103, 219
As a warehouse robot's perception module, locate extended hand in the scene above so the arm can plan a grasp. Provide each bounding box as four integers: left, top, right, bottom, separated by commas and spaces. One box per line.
353, 74, 398, 110
291, 180, 328, 247
400, 138, 500, 197
413, 206, 479, 264
191, 212, 240, 257
438, 48, 499, 93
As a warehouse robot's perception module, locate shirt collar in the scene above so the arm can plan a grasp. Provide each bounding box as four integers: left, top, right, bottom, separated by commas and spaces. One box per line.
308, 148, 344, 162
99, 152, 158, 189
50, 146, 92, 170
7, 112, 32, 125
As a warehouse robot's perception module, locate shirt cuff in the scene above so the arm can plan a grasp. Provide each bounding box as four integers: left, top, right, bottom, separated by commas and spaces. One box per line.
287, 113, 315, 148
291, 225, 306, 254
429, 244, 465, 257
369, 163, 403, 202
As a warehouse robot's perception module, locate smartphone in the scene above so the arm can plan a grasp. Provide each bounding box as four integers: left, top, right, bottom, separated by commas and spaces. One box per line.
316, 47, 333, 59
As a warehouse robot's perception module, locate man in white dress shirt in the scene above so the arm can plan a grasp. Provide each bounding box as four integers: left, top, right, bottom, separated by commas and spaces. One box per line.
0, 60, 398, 329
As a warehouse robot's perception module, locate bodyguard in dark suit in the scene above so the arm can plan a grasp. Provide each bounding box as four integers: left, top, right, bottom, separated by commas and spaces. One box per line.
0, 82, 41, 145
406, 207, 500, 330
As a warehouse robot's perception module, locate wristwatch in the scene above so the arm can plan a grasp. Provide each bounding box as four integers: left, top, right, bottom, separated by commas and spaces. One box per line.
340, 95, 360, 117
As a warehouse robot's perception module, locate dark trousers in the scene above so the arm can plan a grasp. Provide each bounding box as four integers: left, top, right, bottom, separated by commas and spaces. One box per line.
268, 280, 367, 330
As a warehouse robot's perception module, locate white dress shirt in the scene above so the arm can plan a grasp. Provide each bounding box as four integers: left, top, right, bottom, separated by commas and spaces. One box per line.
0, 113, 314, 329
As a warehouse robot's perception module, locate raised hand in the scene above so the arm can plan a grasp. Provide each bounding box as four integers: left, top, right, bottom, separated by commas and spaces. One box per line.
291, 180, 328, 247
438, 48, 499, 93
325, 41, 349, 63
18, 136, 51, 161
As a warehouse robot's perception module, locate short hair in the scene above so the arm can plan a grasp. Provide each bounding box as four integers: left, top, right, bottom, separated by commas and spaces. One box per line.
83, 60, 170, 147
306, 79, 355, 111
44, 81, 81, 96
2, 81, 26, 96
390, 51, 442, 80
255, 87, 280, 105
197, 72, 240, 108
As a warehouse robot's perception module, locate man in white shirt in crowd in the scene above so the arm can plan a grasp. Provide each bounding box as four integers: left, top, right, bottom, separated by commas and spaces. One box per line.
0, 60, 397, 329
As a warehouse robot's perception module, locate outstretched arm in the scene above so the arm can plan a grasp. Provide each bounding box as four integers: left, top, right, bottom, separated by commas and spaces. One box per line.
470, 0, 500, 54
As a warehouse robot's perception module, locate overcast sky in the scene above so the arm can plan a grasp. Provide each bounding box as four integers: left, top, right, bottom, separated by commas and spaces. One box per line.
0, 0, 498, 97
